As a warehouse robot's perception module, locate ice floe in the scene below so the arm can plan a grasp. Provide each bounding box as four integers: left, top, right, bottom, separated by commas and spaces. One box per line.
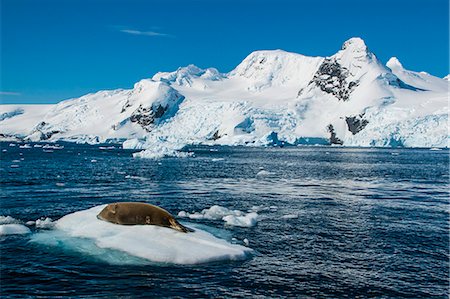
33, 205, 251, 265
0, 215, 20, 224
35, 217, 55, 229
0, 224, 31, 235
178, 205, 259, 228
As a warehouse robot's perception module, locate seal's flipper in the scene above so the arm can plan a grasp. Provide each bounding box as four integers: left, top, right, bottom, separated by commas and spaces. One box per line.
169, 218, 194, 233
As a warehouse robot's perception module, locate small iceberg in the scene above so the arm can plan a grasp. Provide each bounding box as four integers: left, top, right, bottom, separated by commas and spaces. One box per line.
178, 205, 259, 228
99, 146, 115, 150
19, 144, 32, 149
43, 144, 64, 150
0, 224, 31, 235
256, 170, 275, 178
35, 217, 55, 229
33, 205, 252, 265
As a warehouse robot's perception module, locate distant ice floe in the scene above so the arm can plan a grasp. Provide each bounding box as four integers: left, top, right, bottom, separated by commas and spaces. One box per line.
99, 146, 115, 150
256, 170, 275, 178
178, 205, 259, 228
32, 205, 251, 265
211, 158, 225, 162
281, 214, 299, 219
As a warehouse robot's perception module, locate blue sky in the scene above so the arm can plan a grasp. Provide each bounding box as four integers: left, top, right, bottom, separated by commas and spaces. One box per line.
1, 0, 448, 104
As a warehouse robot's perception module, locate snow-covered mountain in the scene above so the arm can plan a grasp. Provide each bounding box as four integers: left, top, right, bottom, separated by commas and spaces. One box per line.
1, 37, 448, 157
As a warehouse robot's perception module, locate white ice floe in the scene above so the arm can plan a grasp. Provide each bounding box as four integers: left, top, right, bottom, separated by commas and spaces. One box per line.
0, 215, 20, 224
35, 217, 55, 229
256, 170, 275, 177
281, 214, 299, 219
178, 205, 259, 228
39, 205, 251, 265
0, 224, 31, 235
223, 212, 258, 227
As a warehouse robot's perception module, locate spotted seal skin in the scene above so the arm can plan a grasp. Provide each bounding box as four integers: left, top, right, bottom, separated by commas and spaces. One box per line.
97, 202, 193, 233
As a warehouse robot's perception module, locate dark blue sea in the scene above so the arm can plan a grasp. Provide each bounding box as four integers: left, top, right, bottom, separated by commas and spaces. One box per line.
1, 142, 449, 298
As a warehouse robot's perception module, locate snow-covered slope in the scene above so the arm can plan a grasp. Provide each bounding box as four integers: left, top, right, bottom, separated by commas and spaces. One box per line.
1, 37, 448, 156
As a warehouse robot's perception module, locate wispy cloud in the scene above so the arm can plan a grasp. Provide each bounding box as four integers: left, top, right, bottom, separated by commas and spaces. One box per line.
0, 91, 21, 96
120, 29, 173, 38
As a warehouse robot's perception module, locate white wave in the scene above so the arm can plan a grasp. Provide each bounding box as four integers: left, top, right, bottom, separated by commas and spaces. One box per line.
35, 205, 251, 265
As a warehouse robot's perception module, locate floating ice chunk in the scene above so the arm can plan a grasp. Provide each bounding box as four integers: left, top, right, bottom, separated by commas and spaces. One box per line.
48, 205, 251, 265
223, 212, 258, 228
0, 215, 20, 224
19, 144, 32, 149
35, 217, 55, 229
10, 165, 19, 168
281, 214, 299, 219
179, 205, 258, 227
90, 159, 97, 163
26, 221, 36, 226
256, 170, 274, 177
0, 224, 31, 235
178, 205, 243, 220
43, 144, 64, 150
430, 147, 442, 151
243, 238, 249, 246
33, 144, 43, 148
211, 158, 224, 162
99, 146, 115, 150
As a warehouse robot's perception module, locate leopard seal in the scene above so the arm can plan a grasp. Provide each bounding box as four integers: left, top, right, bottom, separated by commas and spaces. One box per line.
97, 202, 193, 233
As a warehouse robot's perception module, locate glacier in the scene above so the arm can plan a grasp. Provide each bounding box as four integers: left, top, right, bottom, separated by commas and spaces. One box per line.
1, 37, 448, 157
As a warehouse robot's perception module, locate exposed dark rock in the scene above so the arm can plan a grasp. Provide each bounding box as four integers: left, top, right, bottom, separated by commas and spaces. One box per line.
0, 108, 24, 121
208, 130, 221, 141
327, 124, 343, 145
129, 104, 168, 132
121, 100, 132, 113
307, 59, 358, 101
31, 121, 61, 140
345, 114, 369, 135
153, 104, 167, 119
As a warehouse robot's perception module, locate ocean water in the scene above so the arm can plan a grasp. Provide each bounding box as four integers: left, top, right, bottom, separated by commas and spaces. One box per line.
0, 142, 448, 298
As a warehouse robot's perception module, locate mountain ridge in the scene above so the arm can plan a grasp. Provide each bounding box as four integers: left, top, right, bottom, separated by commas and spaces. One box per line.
1, 37, 448, 157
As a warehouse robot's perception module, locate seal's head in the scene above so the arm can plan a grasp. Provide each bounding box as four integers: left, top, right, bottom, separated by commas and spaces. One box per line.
97, 203, 119, 223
